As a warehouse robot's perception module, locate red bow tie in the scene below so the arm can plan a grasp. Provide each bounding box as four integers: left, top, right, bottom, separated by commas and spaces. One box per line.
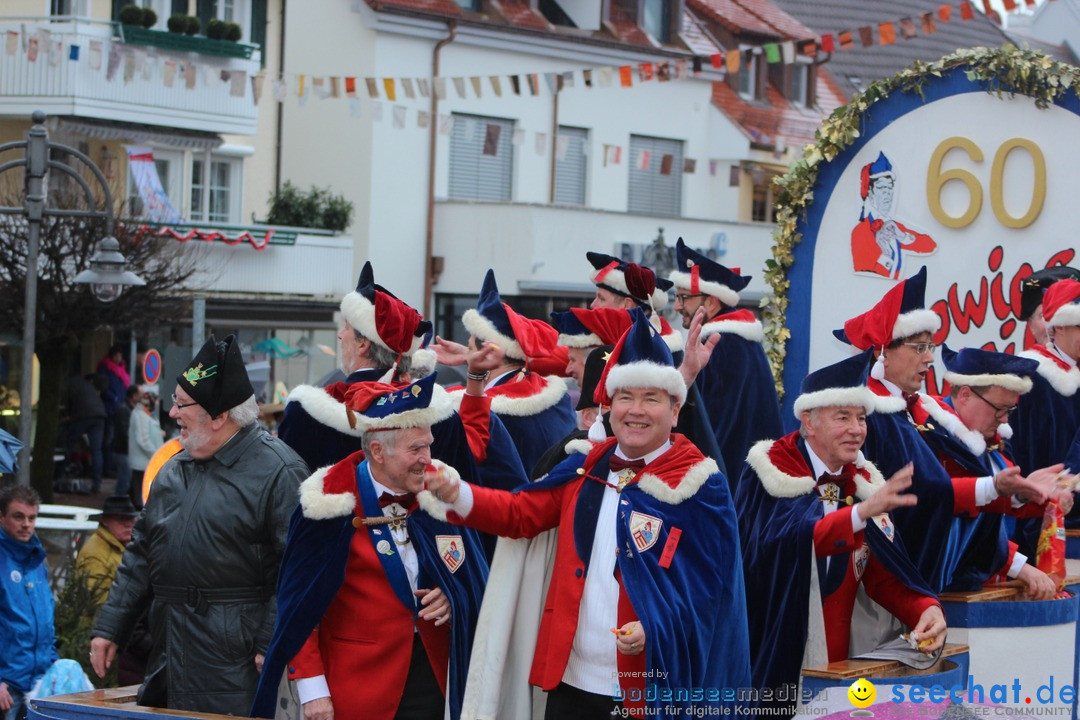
904, 392, 921, 415
378, 491, 417, 510
817, 467, 857, 499
609, 456, 646, 473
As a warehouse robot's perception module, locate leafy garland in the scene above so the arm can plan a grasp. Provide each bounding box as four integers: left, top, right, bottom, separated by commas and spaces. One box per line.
762, 45, 1080, 398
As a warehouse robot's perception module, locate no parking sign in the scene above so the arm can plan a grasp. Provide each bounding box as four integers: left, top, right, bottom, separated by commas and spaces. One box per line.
142, 348, 161, 385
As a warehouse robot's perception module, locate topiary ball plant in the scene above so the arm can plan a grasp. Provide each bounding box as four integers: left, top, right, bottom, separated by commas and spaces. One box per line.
205, 18, 225, 39
167, 14, 187, 32
224, 22, 242, 41
118, 4, 145, 25
184, 15, 200, 35
141, 8, 157, 27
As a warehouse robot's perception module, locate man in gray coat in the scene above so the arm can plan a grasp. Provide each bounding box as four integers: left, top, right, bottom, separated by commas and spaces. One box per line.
89, 335, 307, 715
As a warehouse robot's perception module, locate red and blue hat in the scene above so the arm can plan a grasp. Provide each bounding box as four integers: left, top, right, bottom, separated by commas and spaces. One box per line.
586, 251, 671, 312
550, 307, 634, 348
342, 371, 452, 431
595, 307, 686, 407
836, 266, 940, 350
1042, 278, 1080, 329
792, 349, 876, 418
340, 262, 432, 357
463, 269, 559, 362
940, 344, 1037, 395
860, 151, 894, 200
668, 237, 751, 308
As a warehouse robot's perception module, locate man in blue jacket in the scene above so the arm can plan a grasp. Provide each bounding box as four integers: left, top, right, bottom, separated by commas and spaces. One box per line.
0, 485, 57, 720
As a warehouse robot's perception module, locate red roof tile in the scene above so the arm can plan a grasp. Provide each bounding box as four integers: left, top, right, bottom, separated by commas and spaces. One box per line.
688, 0, 777, 36
731, 0, 813, 39
607, 2, 655, 47
493, 0, 552, 31
710, 73, 845, 149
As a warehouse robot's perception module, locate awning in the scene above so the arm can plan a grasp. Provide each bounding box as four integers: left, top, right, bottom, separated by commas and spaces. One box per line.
54, 117, 222, 152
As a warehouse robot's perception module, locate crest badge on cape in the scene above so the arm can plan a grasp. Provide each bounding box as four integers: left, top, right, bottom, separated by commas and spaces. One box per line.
853, 545, 870, 582
437, 534, 465, 573
873, 514, 896, 543
629, 511, 662, 552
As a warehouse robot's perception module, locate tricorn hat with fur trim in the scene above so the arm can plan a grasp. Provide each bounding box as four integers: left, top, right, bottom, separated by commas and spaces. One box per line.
940, 344, 1037, 395
835, 266, 940, 350
586, 251, 670, 312
1042, 278, 1080, 329
463, 269, 559, 362
792, 349, 876, 419
668, 237, 750, 309
342, 372, 452, 431
176, 334, 254, 417
551, 307, 634, 348
595, 307, 686, 407
1019, 266, 1080, 322
340, 262, 432, 357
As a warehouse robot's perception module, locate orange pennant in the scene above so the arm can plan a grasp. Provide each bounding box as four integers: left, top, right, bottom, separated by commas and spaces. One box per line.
726, 49, 740, 74
383, 78, 396, 101
878, 21, 896, 45
619, 65, 633, 87
938, 4, 952, 21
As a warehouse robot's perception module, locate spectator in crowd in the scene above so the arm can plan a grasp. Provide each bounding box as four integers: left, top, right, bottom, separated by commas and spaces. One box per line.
112, 387, 139, 502
97, 345, 131, 482
66, 373, 107, 494
127, 386, 164, 510
0, 485, 58, 720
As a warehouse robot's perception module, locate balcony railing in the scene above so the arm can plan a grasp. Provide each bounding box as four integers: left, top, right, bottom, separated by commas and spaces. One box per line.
0, 18, 260, 135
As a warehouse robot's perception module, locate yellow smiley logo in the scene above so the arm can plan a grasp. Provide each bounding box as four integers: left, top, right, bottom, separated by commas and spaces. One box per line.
848, 678, 876, 708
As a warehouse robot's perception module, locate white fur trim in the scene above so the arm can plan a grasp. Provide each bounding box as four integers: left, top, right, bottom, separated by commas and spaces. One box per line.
605, 362, 687, 404
1046, 303, 1080, 329
943, 371, 1033, 395
299, 466, 356, 520
491, 375, 568, 417
565, 438, 594, 456
410, 349, 438, 378
1019, 350, 1080, 397
416, 460, 458, 521
998, 422, 1013, 440
651, 288, 670, 312
287, 384, 362, 436
871, 393, 907, 414
699, 318, 764, 342
661, 329, 684, 353
667, 270, 740, 307
792, 387, 876, 419
917, 395, 986, 456
462, 308, 526, 361
746, 440, 815, 498
358, 384, 455, 431
747, 440, 883, 500
637, 458, 717, 504
891, 309, 940, 340
558, 332, 602, 348
340, 291, 423, 355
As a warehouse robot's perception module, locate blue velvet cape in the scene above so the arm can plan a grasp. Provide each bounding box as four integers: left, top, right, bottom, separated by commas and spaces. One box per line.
735, 435, 935, 718
520, 438, 751, 712
489, 372, 576, 475
251, 459, 489, 719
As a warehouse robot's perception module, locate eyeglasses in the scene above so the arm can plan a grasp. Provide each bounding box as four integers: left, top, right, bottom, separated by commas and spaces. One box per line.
674, 293, 705, 305
969, 388, 1017, 419
902, 341, 936, 355
171, 393, 200, 409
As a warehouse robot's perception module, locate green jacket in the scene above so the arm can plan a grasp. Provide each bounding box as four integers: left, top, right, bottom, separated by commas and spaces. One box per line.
76, 527, 125, 606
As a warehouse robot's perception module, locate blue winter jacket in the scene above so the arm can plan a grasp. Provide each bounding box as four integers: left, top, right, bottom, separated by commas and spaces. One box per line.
0, 527, 58, 693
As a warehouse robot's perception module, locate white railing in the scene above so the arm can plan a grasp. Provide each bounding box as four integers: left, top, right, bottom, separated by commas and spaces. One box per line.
0, 19, 260, 135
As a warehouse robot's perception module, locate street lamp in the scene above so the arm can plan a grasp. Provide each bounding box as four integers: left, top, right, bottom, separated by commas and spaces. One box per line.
74, 235, 146, 302
0, 111, 141, 485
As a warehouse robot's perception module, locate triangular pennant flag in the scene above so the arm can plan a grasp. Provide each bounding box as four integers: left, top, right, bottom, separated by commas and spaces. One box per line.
960, 2, 974, 21
231, 70, 246, 97
800, 40, 817, 56
763, 43, 780, 63
636, 149, 650, 171
878, 21, 896, 45
164, 60, 177, 87
692, 56, 702, 74
527, 74, 539, 95
561, 71, 574, 87
938, 4, 952, 22
683, 158, 696, 174
602, 143, 613, 168
920, 12, 937, 34
453, 77, 466, 98
438, 113, 452, 135
68, 43, 79, 61
418, 78, 431, 97
1003, 0, 1017, 11
393, 105, 406, 129
383, 78, 396, 101
490, 76, 502, 96
312, 76, 326, 97
272, 78, 287, 101
5, 30, 17, 57
709, 159, 719, 176
556, 73, 564, 92
583, 69, 593, 87
123, 50, 136, 82
858, 26, 874, 47
555, 134, 570, 161
898, 17, 917, 39
597, 67, 613, 86
674, 59, 689, 79
417, 110, 429, 128
297, 74, 306, 97
657, 62, 670, 81
535, 132, 546, 155
982, 0, 993, 14
402, 78, 415, 98
510, 75, 521, 95
619, 65, 633, 87
710, 53, 722, 69
512, 128, 525, 146
1024, 0, 1036, 5
371, 100, 383, 122
726, 49, 740, 74
838, 30, 854, 50
366, 77, 379, 98
252, 73, 264, 104
659, 154, 674, 175
89, 39, 102, 69
470, 76, 482, 97
483, 123, 500, 155
27, 35, 39, 62
349, 98, 362, 117
544, 73, 557, 94
184, 62, 196, 89
780, 41, 795, 64
820, 33, 835, 52
345, 76, 357, 98
638, 62, 654, 81
434, 77, 446, 99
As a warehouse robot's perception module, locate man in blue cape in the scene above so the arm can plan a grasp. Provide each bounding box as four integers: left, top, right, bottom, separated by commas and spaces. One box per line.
737, 350, 946, 718
428, 309, 749, 719
251, 372, 488, 720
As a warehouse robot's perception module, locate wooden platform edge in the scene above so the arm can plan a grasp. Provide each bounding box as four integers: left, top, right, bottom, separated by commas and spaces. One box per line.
802, 643, 969, 680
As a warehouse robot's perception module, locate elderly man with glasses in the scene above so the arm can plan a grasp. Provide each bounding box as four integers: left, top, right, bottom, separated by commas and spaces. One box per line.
914, 346, 1070, 599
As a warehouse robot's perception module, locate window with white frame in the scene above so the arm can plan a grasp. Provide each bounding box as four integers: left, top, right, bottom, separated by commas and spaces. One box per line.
126, 148, 183, 217
448, 113, 515, 202
627, 135, 683, 218
190, 153, 242, 224
737, 54, 758, 101
790, 63, 809, 108
554, 126, 588, 206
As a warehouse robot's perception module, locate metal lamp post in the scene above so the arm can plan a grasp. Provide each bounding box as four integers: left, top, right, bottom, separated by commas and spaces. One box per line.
74, 235, 146, 302
0, 111, 143, 485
